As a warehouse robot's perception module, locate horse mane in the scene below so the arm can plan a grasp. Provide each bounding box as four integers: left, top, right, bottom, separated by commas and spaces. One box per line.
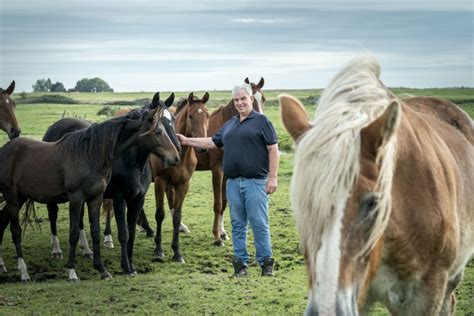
55, 115, 130, 169
292, 56, 397, 270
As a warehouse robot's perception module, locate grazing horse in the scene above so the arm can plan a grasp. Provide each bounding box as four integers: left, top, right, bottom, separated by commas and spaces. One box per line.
151, 92, 210, 263
0, 104, 180, 281
43, 93, 180, 276
0, 81, 21, 140
195, 78, 265, 246
279, 56, 473, 315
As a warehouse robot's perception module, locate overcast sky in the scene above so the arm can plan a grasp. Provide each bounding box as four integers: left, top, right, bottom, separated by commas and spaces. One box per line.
0, 0, 472, 92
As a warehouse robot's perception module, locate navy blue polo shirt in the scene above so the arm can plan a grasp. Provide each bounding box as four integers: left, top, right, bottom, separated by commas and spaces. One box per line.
212, 110, 278, 179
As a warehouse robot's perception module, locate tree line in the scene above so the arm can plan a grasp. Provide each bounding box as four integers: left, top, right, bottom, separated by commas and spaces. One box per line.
32, 77, 113, 92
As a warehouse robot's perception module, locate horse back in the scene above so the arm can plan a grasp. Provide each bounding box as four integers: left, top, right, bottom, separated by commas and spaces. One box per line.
403, 96, 473, 144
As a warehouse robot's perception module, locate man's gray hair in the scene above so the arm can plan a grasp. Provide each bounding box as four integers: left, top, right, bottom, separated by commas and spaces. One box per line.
232, 83, 252, 97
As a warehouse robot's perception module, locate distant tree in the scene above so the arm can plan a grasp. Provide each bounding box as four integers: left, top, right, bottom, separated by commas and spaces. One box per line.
74, 77, 113, 92
32, 78, 52, 92
50, 81, 66, 92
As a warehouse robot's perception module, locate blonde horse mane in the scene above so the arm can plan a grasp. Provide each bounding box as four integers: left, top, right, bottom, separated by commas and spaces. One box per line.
292, 56, 397, 278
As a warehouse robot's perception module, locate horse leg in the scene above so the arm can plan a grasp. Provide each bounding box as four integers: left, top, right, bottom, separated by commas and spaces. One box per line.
171, 182, 189, 263
137, 209, 155, 238
440, 269, 464, 315
78, 204, 93, 258
166, 186, 189, 234
6, 197, 29, 281
220, 177, 229, 241
113, 196, 133, 275
211, 167, 225, 246
66, 197, 83, 281
126, 196, 145, 274
86, 196, 111, 280
153, 179, 166, 260
0, 205, 10, 273
47, 203, 63, 259
102, 199, 114, 248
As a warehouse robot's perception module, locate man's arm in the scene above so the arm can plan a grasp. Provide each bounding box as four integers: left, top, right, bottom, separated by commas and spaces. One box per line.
177, 134, 217, 149
266, 143, 280, 194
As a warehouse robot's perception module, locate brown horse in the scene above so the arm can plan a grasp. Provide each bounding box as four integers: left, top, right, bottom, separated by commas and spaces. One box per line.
151, 92, 210, 263
0, 81, 21, 139
195, 77, 265, 246
280, 56, 473, 315
0, 105, 180, 281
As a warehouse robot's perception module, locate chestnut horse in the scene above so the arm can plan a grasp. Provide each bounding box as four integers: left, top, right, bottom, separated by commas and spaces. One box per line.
151, 92, 210, 263
0, 81, 21, 140
195, 78, 265, 246
0, 105, 180, 281
280, 56, 473, 315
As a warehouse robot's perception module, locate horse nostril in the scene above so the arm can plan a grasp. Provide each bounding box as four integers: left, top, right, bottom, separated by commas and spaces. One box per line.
10, 127, 20, 138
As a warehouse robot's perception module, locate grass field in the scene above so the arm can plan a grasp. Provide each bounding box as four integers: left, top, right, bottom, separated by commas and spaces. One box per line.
0, 89, 473, 315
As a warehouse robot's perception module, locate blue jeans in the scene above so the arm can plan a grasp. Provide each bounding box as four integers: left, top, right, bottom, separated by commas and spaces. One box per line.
226, 177, 272, 266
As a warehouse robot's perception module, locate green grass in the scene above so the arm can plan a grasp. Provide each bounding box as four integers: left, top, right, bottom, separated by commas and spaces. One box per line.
0, 89, 473, 315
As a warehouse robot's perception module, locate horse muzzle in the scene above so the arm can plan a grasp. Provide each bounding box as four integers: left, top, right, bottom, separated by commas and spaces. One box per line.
162, 156, 180, 168
196, 147, 208, 155
9, 127, 21, 139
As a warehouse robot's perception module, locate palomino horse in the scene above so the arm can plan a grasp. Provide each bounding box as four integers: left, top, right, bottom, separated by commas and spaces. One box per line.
42, 93, 180, 276
195, 78, 265, 246
0, 104, 180, 281
279, 56, 473, 315
0, 81, 21, 139
151, 92, 210, 263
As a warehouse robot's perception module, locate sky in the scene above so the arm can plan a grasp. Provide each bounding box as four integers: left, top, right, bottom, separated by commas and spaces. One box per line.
0, 0, 472, 92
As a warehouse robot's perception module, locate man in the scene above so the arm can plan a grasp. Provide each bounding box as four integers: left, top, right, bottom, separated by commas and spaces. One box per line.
177, 83, 279, 277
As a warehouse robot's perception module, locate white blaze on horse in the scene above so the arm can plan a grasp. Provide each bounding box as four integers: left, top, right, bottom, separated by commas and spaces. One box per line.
279, 56, 473, 315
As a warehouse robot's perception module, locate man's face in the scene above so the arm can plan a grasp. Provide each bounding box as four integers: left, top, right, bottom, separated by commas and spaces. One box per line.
233, 90, 254, 117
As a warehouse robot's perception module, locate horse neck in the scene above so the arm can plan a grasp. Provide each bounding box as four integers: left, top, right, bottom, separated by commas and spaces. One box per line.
124, 146, 150, 171
221, 100, 239, 120
175, 104, 190, 136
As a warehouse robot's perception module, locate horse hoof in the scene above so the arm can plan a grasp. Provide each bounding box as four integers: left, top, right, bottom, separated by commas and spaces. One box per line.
101, 271, 113, 280
128, 271, 138, 277
0, 265, 7, 273
179, 226, 191, 234
51, 252, 63, 259
83, 253, 93, 259
21, 276, 31, 283
172, 256, 185, 264
68, 277, 80, 282
104, 241, 114, 249
213, 239, 224, 247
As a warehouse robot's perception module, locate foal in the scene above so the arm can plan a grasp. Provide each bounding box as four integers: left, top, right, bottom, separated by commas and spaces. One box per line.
151, 92, 210, 263
0, 105, 179, 281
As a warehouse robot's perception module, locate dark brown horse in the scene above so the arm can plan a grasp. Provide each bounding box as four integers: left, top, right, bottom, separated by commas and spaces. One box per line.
0, 81, 21, 140
0, 105, 180, 281
280, 56, 473, 315
194, 78, 265, 246
151, 92, 210, 263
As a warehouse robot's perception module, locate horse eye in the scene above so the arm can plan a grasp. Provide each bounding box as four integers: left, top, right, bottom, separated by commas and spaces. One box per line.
360, 192, 378, 218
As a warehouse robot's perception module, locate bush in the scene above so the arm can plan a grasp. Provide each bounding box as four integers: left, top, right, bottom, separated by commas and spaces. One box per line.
20, 95, 79, 104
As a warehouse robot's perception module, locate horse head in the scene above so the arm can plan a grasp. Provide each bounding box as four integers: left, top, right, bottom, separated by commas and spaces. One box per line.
279, 56, 401, 315
150, 91, 182, 154
0, 80, 21, 139
181, 92, 210, 154
127, 103, 180, 168
245, 77, 265, 113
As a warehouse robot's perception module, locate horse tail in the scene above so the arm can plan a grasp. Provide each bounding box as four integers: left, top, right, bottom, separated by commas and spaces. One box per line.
20, 199, 42, 236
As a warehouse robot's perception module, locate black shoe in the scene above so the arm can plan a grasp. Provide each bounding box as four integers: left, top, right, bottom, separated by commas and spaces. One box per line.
232, 258, 248, 277
261, 257, 274, 277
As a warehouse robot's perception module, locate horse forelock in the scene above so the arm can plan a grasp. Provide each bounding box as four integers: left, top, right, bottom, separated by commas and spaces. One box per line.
292, 56, 396, 304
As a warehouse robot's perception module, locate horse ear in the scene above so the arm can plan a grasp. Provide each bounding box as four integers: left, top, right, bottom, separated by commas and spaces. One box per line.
257, 77, 264, 89
279, 94, 311, 142
151, 92, 161, 109
6, 80, 15, 95
165, 93, 175, 108
244, 77, 250, 84
188, 92, 194, 104
361, 100, 401, 158
202, 92, 209, 104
